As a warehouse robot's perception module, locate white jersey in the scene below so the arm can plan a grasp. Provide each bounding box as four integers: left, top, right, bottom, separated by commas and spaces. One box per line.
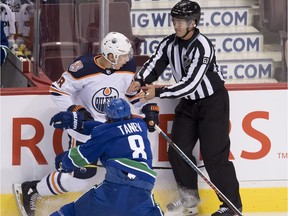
18, 3, 33, 36
50, 54, 143, 141
0, 3, 16, 36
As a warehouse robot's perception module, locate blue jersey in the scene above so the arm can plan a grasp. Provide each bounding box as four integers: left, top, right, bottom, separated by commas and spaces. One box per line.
60, 117, 156, 184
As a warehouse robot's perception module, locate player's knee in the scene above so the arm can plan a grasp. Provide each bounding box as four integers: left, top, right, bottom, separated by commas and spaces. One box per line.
73, 167, 97, 179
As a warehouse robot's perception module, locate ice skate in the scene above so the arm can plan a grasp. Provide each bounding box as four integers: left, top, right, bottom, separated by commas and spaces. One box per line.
165, 199, 198, 216
166, 188, 200, 216
13, 183, 27, 216
211, 207, 242, 216
13, 181, 40, 216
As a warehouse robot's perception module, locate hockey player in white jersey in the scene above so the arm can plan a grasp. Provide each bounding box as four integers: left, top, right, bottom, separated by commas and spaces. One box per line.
0, 1, 16, 47
13, 32, 146, 216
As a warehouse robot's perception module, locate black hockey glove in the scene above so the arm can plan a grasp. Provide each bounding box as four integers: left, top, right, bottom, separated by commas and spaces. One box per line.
55, 152, 69, 173
141, 103, 160, 132
50, 111, 84, 130
67, 105, 94, 121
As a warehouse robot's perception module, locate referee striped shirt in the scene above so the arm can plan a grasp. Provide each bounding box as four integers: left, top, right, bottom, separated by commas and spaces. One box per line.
136, 28, 225, 100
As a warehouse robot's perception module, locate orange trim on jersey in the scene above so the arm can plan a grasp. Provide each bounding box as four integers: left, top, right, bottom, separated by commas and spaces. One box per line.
71, 137, 76, 148
114, 71, 135, 75
126, 93, 141, 101
94, 55, 106, 69
51, 172, 63, 194
93, 55, 102, 64
65, 70, 134, 81
49, 86, 70, 96
65, 71, 105, 80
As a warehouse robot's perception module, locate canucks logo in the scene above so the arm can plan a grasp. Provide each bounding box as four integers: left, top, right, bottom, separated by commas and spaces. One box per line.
92, 87, 119, 113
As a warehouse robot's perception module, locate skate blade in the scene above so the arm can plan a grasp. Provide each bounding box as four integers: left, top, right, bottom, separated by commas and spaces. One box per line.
12, 183, 28, 216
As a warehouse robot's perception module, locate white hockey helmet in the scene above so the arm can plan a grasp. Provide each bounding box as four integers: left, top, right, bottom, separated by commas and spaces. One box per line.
101, 32, 133, 63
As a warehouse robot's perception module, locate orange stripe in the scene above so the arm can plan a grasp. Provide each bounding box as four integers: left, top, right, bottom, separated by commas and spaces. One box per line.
114, 71, 135, 75
66, 70, 135, 80
66, 71, 106, 80
93, 55, 101, 64
127, 93, 141, 101
71, 137, 76, 148
49, 86, 70, 96
51, 172, 63, 194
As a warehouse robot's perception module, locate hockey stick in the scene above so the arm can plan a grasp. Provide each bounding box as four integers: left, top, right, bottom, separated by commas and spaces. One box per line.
154, 125, 243, 216
85, 164, 205, 169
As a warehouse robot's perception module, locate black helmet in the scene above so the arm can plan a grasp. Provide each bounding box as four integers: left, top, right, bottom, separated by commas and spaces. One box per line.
171, 0, 201, 24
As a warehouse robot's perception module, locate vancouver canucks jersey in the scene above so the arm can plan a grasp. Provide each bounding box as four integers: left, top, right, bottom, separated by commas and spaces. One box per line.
60, 118, 156, 184
50, 54, 139, 123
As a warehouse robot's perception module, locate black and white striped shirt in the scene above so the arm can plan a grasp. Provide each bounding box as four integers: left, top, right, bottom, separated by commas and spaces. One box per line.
136, 29, 225, 100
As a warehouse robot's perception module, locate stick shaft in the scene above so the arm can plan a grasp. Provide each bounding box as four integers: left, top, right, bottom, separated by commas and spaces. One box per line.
85, 164, 205, 169
155, 125, 242, 216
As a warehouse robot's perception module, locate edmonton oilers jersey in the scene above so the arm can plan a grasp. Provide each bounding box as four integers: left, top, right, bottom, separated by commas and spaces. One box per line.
61, 118, 156, 184
50, 54, 137, 123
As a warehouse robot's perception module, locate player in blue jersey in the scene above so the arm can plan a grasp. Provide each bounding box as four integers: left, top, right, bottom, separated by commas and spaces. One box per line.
1, 21, 9, 66
13, 32, 146, 216
49, 98, 163, 216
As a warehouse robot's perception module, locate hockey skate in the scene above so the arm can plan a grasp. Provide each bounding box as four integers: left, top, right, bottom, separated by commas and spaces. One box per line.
165, 188, 200, 216
211, 207, 242, 216
13, 181, 40, 216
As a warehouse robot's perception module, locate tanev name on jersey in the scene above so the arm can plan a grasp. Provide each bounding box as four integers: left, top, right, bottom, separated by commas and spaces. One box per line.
117, 122, 143, 135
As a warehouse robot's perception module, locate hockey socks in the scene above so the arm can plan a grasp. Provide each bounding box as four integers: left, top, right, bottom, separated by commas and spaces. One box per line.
36, 171, 89, 196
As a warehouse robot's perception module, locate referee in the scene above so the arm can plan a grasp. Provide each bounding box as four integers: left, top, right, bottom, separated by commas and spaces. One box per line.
127, 1, 242, 215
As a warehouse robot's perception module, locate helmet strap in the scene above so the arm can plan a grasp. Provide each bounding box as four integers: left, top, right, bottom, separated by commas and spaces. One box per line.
180, 19, 195, 39
181, 28, 191, 39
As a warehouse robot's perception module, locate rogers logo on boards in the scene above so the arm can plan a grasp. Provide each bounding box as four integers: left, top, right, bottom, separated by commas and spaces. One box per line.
157, 111, 272, 162
10, 111, 279, 166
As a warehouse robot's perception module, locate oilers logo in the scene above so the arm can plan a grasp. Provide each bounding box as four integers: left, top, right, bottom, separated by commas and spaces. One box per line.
92, 87, 119, 113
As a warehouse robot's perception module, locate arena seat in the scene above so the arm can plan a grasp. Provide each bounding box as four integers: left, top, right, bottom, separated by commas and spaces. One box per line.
43, 55, 77, 82
78, 2, 144, 55
259, 0, 287, 81
259, 0, 287, 33
279, 31, 288, 81
39, 3, 79, 44
39, 3, 80, 81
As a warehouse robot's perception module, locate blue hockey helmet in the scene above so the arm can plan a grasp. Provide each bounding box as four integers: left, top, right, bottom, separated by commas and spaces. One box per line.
105, 98, 131, 122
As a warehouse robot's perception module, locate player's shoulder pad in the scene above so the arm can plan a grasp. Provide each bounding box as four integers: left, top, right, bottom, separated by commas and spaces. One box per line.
68, 54, 104, 78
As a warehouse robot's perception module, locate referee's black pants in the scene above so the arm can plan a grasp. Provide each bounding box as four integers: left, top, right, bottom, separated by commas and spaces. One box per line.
168, 87, 242, 208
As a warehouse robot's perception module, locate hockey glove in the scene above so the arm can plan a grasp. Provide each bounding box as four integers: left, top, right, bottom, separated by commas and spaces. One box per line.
67, 105, 94, 121
141, 103, 160, 132
50, 111, 84, 130
55, 152, 69, 173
